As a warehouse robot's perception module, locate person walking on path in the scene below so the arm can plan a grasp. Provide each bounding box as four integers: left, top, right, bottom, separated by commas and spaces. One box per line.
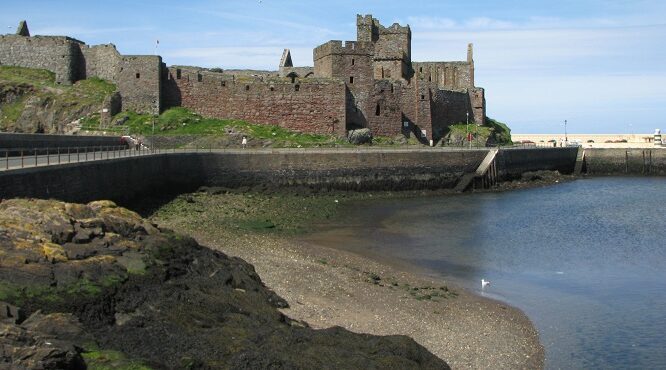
242, 136, 247, 149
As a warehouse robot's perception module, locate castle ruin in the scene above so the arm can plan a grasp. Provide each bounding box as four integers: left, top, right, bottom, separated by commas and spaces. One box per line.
0, 15, 486, 144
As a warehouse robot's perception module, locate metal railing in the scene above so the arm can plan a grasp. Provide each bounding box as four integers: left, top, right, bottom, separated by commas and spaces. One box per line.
2, 145, 132, 170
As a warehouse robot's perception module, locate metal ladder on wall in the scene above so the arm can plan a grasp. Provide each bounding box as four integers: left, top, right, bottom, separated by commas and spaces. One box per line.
454, 149, 499, 192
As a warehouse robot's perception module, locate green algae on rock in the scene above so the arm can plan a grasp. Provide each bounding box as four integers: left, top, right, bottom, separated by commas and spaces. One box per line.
0, 198, 449, 369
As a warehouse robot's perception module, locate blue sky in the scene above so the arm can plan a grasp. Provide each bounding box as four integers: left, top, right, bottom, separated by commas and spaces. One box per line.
2, 0, 665, 134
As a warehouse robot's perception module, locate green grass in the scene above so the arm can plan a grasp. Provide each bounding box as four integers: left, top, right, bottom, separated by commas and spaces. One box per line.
82, 349, 152, 370
0, 66, 56, 86
486, 116, 512, 145
113, 107, 348, 147
1, 98, 27, 123
0, 66, 118, 129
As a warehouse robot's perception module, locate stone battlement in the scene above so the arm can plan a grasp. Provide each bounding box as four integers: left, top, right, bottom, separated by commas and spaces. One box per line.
313, 40, 374, 61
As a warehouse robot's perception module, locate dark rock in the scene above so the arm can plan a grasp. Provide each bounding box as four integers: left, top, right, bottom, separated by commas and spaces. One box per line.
114, 115, 130, 125
0, 199, 449, 369
348, 128, 373, 145
0, 302, 24, 324
0, 311, 86, 369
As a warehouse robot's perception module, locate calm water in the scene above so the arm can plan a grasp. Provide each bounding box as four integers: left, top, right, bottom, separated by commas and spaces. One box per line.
302, 177, 666, 369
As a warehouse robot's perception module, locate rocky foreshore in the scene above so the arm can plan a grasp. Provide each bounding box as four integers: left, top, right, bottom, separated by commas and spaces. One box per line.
0, 198, 448, 369
151, 189, 545, 369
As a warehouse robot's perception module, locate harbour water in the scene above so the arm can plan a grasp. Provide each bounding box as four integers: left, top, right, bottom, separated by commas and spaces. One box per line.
302, 177, 666, 369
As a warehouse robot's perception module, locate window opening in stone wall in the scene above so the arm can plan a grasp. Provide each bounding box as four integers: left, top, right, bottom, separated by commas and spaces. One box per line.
245, 85, 250, 91
295, 84, 300, 92
350, 76, 354, 84
352, 58, 355, 66
270, 86, 275, 91
428, 75, 432, 82
135, 73, 140, 79
221, 81, 226, 87
197, 74, 202, 82
176, 69, 181, 79
375, 103, 381, 116
391, 84, 394, 93
419, 67, 423, 73
290, 76, 296, 83
421, 94, 425, 100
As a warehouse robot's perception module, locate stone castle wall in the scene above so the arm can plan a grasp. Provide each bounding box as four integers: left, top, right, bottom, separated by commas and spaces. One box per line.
412, 62, 473, 91
0, 31, 161, 115
1, 15, 486, 143
163, 67, 346, 135
0, 35, 83, 84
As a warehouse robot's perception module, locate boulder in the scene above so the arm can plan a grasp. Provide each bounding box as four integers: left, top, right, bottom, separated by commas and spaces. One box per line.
348, 128, 373, 145
0, 198, 449, 369
0, 311, 85, 369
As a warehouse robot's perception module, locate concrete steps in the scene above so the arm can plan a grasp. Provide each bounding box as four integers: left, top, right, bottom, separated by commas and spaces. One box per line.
454, 149, 498, 192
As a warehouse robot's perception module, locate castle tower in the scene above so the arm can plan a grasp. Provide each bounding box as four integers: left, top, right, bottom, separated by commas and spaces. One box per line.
356, 15, 378, 43
16, 20, 29, 37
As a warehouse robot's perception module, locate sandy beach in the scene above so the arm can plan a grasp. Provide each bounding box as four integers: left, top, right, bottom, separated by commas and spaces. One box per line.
151, 190, 544, 369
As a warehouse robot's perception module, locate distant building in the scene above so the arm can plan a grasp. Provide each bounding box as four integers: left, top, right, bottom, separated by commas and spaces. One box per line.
0, 15, 486, 144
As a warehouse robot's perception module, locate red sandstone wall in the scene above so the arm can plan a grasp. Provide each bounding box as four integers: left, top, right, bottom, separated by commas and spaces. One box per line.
164, 68, 346, 135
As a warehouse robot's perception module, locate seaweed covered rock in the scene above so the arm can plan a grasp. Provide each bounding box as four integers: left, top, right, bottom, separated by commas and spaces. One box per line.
0, 199, 448, 369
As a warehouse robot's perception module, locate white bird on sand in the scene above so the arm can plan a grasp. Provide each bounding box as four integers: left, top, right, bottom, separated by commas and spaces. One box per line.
481, 279, 490, 288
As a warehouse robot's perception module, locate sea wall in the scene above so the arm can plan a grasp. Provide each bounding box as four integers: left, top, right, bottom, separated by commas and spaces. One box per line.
0, 148, 583, 205
0, 133, 125, 152
497, 147, 578, 179
584, 148, 666, 175
0, 149, 488, 204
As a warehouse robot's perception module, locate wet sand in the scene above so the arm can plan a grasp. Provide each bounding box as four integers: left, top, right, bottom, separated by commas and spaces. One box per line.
155, 217, 544, 369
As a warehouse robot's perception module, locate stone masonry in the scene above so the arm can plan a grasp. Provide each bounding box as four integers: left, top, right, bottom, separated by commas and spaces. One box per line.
1, 15, 486, 144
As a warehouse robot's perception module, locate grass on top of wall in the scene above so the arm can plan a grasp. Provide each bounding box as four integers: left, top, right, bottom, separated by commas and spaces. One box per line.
103, 107, 348, 147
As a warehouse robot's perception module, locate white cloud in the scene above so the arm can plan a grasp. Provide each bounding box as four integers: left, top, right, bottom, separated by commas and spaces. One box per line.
464, 17, 514, 29
407, 16, 457, 29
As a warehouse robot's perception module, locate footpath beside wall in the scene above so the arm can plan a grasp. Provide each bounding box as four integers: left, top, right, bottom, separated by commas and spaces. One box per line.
584, 148, 666, 175
0, 148, 579, 206
0, 133, 123, 151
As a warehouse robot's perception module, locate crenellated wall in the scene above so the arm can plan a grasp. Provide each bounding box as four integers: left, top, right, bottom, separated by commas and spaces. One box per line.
163, 67, 346, 135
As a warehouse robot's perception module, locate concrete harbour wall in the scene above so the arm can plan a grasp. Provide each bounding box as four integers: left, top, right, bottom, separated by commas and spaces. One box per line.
0, 149, 487, 204
0, 132, 123, 152
583, 148, 666, 175
0, 148, 579, 205
497, 147, 578, 179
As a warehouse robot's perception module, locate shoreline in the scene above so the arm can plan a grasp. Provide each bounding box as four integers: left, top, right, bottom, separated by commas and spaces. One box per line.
150, 188, 548, 369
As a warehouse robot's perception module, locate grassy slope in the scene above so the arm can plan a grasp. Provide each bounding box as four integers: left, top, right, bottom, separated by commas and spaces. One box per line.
446, 117, 512, 146
92, 107, 349, 148
0, 66, 116, 131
